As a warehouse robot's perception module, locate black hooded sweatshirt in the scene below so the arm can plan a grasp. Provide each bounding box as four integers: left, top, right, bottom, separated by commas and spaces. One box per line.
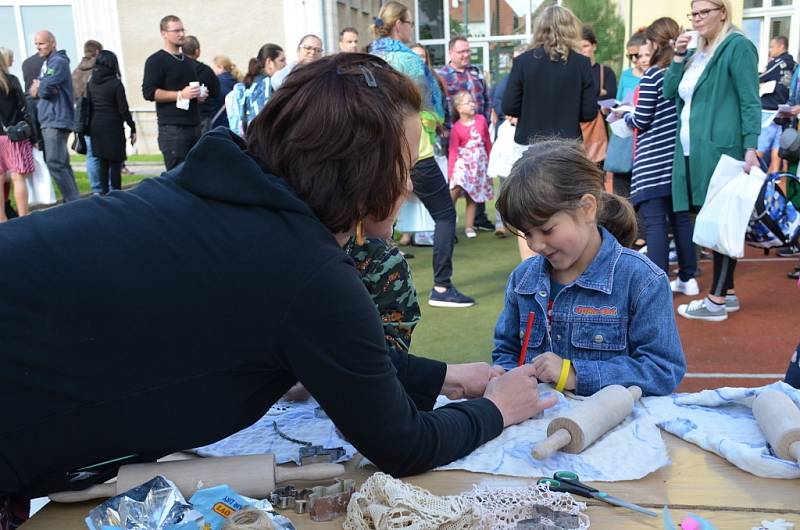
0, 129, 503, 498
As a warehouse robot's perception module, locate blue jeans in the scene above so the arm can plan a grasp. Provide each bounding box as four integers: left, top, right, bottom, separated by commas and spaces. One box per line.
41, 127, 79, 202
84, 136, 102, 195
411, 156, 456, 288
638, 196, 697, 281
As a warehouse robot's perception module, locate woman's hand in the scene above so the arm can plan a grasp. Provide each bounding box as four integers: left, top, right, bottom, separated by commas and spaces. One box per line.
672, 33, 691, 56
484, 364, 558, 427
532, 352, 576, 390
130, 132, 137, 146
743, 148, 760, 174
442, 362, 499, 399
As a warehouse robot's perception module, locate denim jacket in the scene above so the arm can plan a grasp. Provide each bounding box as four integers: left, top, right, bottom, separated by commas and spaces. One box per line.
492, 227, 686, 396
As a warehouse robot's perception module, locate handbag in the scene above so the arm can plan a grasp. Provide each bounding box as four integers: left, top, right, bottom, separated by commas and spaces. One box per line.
71, 133, 87, 155
581, 64, 608, 163
603, 133, 634, 173
27, 148, 56, 206
0, 117, 32, 142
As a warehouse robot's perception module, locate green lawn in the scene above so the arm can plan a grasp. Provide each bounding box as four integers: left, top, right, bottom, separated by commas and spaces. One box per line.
401, 197, 520, 365
62, 171, 150, 199
69, 153, 165, 164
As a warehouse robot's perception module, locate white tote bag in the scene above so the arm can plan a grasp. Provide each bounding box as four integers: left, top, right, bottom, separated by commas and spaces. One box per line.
395, 192, 435, 233
27, 148, 57, 206
692, 155, 766, 258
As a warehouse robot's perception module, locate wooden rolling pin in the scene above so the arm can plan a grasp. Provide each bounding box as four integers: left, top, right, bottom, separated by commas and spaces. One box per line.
48, 454, 344, 502
752, 390, 800, 464
533, 385, 642, 460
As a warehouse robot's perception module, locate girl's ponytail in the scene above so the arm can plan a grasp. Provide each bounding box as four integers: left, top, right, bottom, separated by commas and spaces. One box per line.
598, 192, 638, 248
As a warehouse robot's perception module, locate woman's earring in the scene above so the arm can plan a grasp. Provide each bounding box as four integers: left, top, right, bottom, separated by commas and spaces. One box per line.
356, 220, 365, 245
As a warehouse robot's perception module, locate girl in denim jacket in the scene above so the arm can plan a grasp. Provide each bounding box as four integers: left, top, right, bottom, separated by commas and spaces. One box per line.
492, 139, 686, 396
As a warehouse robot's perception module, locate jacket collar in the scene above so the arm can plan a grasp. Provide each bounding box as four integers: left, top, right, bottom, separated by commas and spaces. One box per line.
692, 31, 745, 94
515, 226, 621, 295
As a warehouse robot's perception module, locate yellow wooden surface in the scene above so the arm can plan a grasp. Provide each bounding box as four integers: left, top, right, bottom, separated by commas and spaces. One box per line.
21, 434, 800, 530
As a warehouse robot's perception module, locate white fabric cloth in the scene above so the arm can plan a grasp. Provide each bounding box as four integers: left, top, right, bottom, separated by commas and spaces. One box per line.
435, 385, 670, 482
192, 398, 356, 465
642, 382, 800, 479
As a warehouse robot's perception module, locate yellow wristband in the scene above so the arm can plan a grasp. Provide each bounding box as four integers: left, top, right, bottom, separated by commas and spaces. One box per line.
555, 359, 571, 393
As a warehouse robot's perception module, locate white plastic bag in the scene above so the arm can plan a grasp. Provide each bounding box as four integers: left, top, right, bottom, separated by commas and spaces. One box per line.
487, 121, 527, 179
692, 155, 766, 258
27, 148, 57, 206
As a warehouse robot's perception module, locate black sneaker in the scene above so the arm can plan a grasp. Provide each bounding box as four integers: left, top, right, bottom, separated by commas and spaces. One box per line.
475, 219, 495, 231
778, 245, 800, 257
428, 286, 475, 308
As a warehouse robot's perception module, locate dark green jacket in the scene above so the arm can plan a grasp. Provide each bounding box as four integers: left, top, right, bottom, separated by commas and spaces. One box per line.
663, 31, 760, 211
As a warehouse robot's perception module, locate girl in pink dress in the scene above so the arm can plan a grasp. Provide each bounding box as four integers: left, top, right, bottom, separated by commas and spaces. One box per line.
448, 91, 492, 238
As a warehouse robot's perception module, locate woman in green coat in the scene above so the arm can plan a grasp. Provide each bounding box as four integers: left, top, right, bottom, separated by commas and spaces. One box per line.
663, 0, 760, 322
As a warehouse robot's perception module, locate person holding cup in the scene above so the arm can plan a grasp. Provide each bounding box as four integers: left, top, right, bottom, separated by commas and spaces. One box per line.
663, 0, 760, 322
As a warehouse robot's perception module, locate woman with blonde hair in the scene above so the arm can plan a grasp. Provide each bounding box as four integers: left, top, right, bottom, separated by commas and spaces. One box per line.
211, 55, 240, 129
502, 5, 596, 147
370, 0, 475, 308
664, 0, 760, 322
0, 49, 33, 220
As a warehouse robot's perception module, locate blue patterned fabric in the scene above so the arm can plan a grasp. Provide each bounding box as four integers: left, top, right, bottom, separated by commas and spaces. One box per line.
369, 37, 444, 120
225, 74, 272, 136
746, 172, 800, 248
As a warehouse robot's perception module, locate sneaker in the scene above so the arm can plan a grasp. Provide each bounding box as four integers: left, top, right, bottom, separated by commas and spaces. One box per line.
465, 227, 477, 238
494, 226, 508, 238
677, 298, 727, 321
670, 278, 700, 296
429, 286, 475, 308
475, 219, 495, 231
778, 245, 800, 257
725, 294, 740, 313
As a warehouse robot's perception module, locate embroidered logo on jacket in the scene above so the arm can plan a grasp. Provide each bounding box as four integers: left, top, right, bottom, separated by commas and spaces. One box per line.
574, 306, 618, 316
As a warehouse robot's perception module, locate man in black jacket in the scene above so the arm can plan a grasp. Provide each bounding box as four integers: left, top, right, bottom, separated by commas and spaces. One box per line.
181, 35, 221, 134
758, 35, 795, 174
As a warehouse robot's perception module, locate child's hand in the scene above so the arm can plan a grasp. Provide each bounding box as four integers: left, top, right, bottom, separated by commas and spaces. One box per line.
532, 352, 576, 390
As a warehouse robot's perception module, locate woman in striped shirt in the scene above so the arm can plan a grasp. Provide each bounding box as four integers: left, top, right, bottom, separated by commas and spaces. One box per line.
622, 17, 698, 295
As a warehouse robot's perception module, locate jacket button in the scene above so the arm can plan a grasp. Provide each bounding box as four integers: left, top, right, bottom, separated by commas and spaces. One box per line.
556, 334, 561, 341
594, 334, 604, 343
539, 290, 547, 297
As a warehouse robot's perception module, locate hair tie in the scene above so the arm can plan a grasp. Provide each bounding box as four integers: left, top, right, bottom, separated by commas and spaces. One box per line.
373, 17, 384, 27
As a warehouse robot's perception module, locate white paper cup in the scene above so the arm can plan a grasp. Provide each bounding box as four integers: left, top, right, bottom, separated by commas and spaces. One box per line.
686, 31, 700, 50
189, 81, 200, 88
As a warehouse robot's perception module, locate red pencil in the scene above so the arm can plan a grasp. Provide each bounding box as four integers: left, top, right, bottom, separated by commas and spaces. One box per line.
517, 311, 536, 367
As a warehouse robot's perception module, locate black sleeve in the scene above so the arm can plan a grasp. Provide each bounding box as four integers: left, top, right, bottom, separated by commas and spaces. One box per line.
142, 54, 161, 101
502, 55, 524, 118
116, 82, 136, 133
579, 58, 598, 122
281, 257, 504, 477
201, 65, 221, 98
604, 65, 617, 101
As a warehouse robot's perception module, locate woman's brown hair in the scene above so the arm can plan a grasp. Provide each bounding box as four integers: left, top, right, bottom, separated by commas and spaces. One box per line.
371, 1, 410, 39
497, 138, 638, 247
247, 53, 422, 234
646, 17, 680, 69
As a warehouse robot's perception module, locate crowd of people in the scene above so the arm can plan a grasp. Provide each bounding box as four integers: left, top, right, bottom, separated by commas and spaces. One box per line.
1, 1, 799, 528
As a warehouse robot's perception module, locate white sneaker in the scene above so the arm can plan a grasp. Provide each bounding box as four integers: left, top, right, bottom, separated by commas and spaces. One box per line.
465, 227, 477, 238
670, 278, 699, 296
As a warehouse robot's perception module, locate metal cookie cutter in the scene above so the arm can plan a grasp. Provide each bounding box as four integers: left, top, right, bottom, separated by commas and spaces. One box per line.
299, 445, 346, 465
308, 479, 356, 522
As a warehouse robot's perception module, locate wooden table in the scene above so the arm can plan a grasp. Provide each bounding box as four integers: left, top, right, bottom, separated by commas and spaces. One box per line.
21, 434, 800, 529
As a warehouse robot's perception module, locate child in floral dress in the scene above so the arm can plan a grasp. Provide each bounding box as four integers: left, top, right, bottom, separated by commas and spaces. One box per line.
448, 91, 492, 238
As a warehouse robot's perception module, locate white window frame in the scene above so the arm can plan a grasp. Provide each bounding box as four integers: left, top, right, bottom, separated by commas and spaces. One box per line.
743, 0, 798, 70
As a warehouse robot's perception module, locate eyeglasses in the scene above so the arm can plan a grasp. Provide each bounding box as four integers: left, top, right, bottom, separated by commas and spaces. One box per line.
686, 7, 722, 21
627, 53, 640, 60
164, 28, 186, 33
299, 44, 323, 54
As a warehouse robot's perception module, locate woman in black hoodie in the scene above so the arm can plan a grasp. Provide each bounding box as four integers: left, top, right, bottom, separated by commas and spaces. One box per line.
87, 50, 135, 194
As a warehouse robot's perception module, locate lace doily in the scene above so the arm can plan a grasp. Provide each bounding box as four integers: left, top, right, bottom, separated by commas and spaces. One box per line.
343, 473, 589, 530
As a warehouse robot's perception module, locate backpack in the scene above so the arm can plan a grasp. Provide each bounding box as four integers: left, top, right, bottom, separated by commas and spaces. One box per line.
745, 172, 800, 249
779, 127, 800, 164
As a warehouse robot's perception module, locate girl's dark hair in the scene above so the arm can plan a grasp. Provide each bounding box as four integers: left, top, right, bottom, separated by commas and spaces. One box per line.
244, 43, 284, 87
581, 25, 597, 45
94, 50, 120, 77
496, 138, 638, 247
646, 17, 680, 69
247, 53, 422, 235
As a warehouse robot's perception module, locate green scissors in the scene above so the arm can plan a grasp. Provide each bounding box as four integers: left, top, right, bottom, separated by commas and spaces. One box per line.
537, 470, 658, 517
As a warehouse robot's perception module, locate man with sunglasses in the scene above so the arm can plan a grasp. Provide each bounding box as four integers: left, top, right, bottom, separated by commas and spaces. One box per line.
142, 15, 206, 170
